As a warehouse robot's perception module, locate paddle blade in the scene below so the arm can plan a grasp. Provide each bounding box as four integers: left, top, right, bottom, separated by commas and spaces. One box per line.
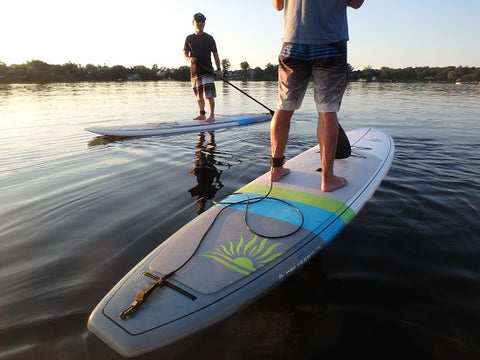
336, 124, 351, 159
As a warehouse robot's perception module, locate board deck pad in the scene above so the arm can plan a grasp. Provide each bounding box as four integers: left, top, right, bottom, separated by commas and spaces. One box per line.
88, 127, 394, 357
85, 113, 271, 137
149, 207, 312, 293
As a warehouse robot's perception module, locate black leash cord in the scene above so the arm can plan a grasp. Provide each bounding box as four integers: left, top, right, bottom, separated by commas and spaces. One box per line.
119, 169, 305, 319
213, 170, 305, 239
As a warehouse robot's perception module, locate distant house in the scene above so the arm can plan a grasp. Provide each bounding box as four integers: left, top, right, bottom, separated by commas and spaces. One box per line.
156, 71, 168, 79
127, 73, 141, 81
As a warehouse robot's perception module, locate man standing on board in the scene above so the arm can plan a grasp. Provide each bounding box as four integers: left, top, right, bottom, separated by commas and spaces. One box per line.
270, 0, 364, 192
184, 12, 222, 122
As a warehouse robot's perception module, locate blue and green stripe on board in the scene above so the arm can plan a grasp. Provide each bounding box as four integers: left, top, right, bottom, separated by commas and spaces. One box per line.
199, 184, 356, 277
224, 184, 356, 244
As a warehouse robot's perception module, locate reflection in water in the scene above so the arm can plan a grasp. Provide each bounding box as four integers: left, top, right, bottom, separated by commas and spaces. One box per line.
188, 132, 224, 214
87, 135, 126, 147
2, 82, 479, 359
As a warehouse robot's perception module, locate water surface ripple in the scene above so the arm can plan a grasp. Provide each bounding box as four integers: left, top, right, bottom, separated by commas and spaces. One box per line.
0, 81, 479, 359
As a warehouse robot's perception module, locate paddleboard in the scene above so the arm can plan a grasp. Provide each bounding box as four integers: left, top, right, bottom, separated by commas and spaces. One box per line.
85, 113, 271, 137
88, 127, 394, 357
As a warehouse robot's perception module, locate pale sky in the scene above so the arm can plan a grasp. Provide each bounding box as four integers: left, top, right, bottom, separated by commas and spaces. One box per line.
2, 0, 479, 71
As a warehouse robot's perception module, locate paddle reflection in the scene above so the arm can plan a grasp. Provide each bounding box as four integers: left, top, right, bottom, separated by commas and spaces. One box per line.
188, 131, 224, 214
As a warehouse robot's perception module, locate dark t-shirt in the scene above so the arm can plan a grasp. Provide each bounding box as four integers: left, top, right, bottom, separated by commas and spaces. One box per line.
184, 33, 217, 78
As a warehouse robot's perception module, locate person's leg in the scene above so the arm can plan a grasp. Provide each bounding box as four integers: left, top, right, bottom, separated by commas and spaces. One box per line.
318, 112, 347, 192
312, 42, 349, 191
205, 97, 215, 122
193, 98, 206, 120
269, 109, 294, 181
269, 48, 310, 181
204, 80, 217, 122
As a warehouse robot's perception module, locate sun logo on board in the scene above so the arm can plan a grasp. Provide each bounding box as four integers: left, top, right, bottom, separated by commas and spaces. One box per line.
200, 235, 283, 275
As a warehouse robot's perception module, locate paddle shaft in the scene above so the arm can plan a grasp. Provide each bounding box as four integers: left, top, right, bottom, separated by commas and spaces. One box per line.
198, 63, 275, 115
221, 77, 275, 116
198, 63, 350, 155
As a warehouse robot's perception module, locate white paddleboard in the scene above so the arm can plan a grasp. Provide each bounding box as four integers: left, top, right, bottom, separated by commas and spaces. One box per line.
88, 127, 394, 357
85, 113, 271, 137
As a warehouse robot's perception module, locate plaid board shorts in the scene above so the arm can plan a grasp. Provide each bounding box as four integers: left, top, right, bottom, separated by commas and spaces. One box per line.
277, 42, 348, 113
192, 75, 216, 100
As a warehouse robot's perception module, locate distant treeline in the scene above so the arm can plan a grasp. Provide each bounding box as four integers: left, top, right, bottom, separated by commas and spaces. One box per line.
1, 59, 479, 83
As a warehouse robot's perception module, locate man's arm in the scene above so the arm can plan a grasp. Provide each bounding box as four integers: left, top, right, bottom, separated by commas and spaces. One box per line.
213, 52, 221, 70
213, 52, 222, 78
184, 39, 196, 64
184, 51, 194, 63
347, 0, 364, 9
272, 0, 284, 11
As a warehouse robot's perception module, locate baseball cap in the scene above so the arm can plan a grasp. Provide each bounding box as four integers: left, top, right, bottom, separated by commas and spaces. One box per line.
193, 13, 206, 21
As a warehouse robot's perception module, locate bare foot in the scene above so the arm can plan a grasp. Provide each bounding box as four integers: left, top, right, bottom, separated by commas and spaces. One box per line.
268, 166, 290, 182
204, 116, 215, 123
321, 175, 347, 192
193, 115, 206, 120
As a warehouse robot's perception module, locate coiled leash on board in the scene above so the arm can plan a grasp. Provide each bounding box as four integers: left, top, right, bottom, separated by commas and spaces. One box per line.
119, 161, 305, 319
119, 65, 353, 319
119, 126, 359, 319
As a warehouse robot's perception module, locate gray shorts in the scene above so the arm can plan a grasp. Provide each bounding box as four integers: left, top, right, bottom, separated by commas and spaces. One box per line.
277, 43, 348, 113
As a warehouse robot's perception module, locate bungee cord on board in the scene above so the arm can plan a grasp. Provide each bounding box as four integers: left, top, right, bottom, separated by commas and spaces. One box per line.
119, 166, 305, 320
119, 69, 356, 320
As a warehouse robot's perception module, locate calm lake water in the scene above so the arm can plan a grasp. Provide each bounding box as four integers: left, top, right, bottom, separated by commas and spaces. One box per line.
0, 80, 479, 359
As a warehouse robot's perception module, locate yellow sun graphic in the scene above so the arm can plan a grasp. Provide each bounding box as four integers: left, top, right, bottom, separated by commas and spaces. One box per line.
200, 235, 284, 275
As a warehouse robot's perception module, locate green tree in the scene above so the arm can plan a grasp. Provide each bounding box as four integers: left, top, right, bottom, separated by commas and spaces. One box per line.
380, 66, 392, 81
108, 65, 128, 81
60, 62, 83, 81
347, 64, 355, 80
0, 61, 6, 80
263, 63, 277, 80
402, 67, 417, 81
132, 65, 156, 80
240, 61, 250, 80
447, 70, 456, 82
221, 58, 231, 77
170, 65, 190, 81
435, 67, 452, 81
252, 66, 263, 80
362, 65, 374, 80
1, 60, 478, 84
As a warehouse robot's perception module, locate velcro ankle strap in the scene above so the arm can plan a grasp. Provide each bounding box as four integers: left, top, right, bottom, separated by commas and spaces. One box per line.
270, 156, 285, 168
